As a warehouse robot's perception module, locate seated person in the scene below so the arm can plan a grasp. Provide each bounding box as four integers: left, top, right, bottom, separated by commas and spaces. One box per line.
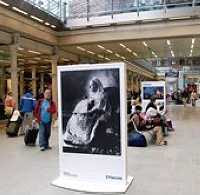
129, 105, 167, 146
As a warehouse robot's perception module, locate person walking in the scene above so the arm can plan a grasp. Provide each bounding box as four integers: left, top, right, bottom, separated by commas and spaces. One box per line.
19, 87, 36, 135
34, 89, 57, 151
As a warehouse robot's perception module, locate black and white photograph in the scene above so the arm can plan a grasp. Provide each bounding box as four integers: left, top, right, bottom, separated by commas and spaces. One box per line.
61, 68, 121, 155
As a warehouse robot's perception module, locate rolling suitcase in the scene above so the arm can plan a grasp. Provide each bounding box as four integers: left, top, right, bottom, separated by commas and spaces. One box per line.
6, 110, 22, 137
24, 121, 39, 146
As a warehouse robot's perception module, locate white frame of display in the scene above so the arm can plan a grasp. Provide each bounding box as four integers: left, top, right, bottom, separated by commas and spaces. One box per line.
52, 62, 133, 193
141, 81, 166, 113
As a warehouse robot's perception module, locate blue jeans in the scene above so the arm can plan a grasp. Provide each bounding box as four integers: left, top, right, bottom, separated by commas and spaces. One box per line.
39, 121, 51, 148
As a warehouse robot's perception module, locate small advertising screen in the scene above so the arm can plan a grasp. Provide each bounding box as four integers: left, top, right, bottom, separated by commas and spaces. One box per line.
143, 86, 164, 100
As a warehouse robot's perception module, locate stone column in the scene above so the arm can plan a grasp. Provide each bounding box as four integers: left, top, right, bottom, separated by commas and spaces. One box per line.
51, 55, 58, 106
0, 67, 5, 100
19, 70, 24, 97
40, 72, 44, 93
32, 66, 37, 98
10, 45, 19, 108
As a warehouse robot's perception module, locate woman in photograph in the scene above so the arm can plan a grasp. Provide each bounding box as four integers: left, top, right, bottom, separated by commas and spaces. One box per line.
63, 78, 111, 146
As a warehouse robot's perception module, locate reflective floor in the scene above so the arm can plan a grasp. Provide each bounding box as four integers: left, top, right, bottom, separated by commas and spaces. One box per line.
0, 106, 199, 195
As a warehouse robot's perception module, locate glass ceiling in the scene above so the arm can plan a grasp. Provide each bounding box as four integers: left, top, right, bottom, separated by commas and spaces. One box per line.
24, 0, 67, 20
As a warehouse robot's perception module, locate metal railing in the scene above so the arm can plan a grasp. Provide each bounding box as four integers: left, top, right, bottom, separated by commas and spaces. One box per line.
66, 0, 195, 19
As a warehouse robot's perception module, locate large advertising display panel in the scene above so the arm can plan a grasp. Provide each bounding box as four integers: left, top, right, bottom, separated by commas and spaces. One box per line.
52, 63, 133, 193
141, 81, 166, 113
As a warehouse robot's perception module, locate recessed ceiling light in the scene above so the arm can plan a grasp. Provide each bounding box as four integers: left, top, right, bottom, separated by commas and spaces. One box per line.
192, 38, 195, 44
51, 25, 56, 28
30, 15, 43, 23
77, 46, 86, 51
167, 40, 171, 46
143, 41, 148, 47
191, 44, 194, 49
126, 48, 132, 52
45, 22, 50, 26
98, 54, 104, 58
28, 50, 41, 54
106, 49, 113, 53
97, 45, 105, 50
115, 53, 120, 57
132, 52, 138, 57
0, 0, 9, 6
120, 56, 126, 60
119, 43, 126, 48
17, 47, 24, 51
12, 7, 28, 15
87, 50, 95, 55
105, 57, 111, 61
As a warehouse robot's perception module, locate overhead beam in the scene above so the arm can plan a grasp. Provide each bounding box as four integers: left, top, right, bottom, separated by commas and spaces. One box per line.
0, 6, 57, 45
57, 19, 200, 46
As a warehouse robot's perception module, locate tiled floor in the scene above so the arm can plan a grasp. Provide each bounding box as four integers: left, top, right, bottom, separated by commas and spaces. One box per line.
0, 106, 200, 195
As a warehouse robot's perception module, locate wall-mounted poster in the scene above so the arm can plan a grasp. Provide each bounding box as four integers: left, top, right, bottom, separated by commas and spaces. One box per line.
52, 63, 133, 193
143, 86, 164, 100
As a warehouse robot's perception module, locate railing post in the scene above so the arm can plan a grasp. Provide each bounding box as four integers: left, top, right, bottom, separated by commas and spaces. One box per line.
87, 0, 90, 22
137, 0, 139, 17
111, 0, 114, 19
193, 0, 196, 7
164, 0, 167, 14
63, 1, 67, 24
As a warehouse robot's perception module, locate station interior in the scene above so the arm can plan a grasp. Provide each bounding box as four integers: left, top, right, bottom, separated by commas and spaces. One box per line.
0, 1, 200, 195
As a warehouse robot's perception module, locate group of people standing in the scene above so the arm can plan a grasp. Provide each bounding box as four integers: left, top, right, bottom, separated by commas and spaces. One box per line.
3, 88, 57, 152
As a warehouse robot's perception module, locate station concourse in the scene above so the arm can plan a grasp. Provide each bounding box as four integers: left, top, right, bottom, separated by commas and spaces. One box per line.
0, 0, 200, 194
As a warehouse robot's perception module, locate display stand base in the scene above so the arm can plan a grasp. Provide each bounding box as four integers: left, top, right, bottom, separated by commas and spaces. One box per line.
52, 176, 133, 193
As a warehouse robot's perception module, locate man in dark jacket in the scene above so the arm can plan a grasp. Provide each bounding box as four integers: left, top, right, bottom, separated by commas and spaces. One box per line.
34, 89, 57, 151
20, 88, 36, 135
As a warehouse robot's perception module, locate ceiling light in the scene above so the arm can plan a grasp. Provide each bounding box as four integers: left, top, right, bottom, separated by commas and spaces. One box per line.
167, 40, 171, 46
12, 7, 28, 15
126, 48, 132, 52
115, 53, 120, 57
63, 58, 69, 61
190, 53, 192, 57
87, 50, 95, 55
119, 43, 126, 48
143, 41, 148, 47
97, 45, 105, 50
17, 47, 24, 51
18, 59, 25, 61
51, 25, 56, 28
98, 54, 104, 58
45, 22, 50, 26
30, 15, 43, 23
105, 57, 111, 61
77, 46, 86, 51
192, 38, 195, 44
34, 57, 41, 60
132, 52, 138, 57
28, 50, 41, 54
191, 44, 194, 49
106, 49, 113, 53
190, 49, 193, 53
120, 56, 126, 60
0, 0, 9, 6
44, 59, 51, 62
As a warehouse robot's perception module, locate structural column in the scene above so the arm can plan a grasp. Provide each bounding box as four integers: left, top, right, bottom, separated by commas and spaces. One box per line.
10, 45, 19, 108
51, 55, 58, 106
40, 72, 44, 93
19, 70, 24, 97
32, 66, 37, 98
0, 67, 5, 100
